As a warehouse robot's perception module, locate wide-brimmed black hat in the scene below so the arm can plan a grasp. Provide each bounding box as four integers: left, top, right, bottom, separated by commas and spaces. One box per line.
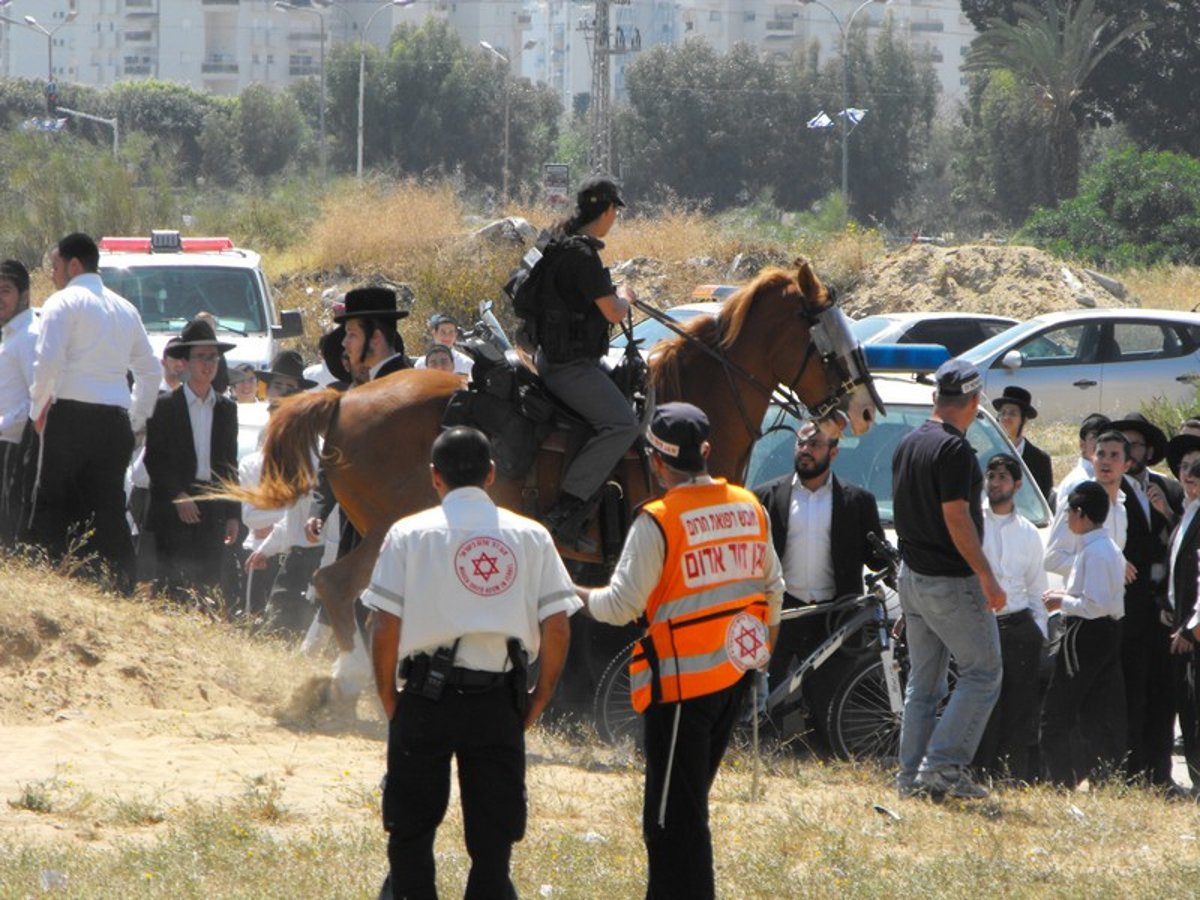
256, 349, 316, 390
1167, 434, 1200, 479
1109, 412, 1168, 466
166, 319, 236, 358
333, 286, 409, 323
319, 325, 352, 384
991, 385, 1038, 420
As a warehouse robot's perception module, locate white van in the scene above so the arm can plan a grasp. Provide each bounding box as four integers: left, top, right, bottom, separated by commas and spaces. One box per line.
98, 230, 303, 374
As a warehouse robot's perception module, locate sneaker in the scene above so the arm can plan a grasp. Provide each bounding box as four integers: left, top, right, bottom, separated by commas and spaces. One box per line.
916, 766, 989, 801
897, 776, 927, 800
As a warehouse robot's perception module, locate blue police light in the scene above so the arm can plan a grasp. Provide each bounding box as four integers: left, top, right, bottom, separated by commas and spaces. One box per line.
863, 343, 950, 373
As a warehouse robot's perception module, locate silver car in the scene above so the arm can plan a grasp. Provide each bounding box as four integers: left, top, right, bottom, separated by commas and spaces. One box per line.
960, 309, 1200, 421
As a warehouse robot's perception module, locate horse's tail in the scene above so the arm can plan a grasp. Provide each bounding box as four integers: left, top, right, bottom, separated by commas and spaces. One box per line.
213, 389, 341, 509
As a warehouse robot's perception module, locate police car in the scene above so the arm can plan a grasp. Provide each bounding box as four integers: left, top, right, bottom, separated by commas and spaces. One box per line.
99, 230, 303, 376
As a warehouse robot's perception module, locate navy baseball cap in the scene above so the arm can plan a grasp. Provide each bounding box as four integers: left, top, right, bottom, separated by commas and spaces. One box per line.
935, 358, 983, 397
648, 402, 709, 471
578, 174, 625, 210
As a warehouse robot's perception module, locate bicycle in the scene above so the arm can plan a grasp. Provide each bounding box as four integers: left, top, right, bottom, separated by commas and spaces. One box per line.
593, 535, 910, 761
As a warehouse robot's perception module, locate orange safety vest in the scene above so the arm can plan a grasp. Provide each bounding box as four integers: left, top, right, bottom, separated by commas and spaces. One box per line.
629, 479, 772, 713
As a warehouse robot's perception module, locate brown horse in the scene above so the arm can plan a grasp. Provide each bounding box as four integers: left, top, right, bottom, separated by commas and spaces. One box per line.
234, 260, 879, 674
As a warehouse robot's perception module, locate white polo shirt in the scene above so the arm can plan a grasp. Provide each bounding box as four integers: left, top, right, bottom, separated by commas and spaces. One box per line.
362, 486, 580, 674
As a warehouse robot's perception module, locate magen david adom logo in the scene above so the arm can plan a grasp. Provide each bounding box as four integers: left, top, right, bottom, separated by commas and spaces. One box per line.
725, 612, 769, 672
455, 536, 517, 596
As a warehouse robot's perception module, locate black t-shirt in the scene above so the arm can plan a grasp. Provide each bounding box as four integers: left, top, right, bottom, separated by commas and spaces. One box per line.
549, 237, 614, 314
891, 418, 983, 577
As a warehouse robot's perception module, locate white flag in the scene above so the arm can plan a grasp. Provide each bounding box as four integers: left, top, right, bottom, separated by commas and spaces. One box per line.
838, 108, 868, 126
806, 111, 834, 130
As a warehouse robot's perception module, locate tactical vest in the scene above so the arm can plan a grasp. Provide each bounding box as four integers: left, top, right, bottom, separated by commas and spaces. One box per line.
629, 480, 772, 712
537, 237, 612, 363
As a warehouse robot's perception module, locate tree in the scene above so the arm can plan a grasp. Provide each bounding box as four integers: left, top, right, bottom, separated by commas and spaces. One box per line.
237, 84, 306, 179
964, 0, 1150, 203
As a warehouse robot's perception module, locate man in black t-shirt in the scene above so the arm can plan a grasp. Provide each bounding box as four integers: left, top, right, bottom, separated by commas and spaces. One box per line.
892, 358, 1005, 802
538, 176, 641, 548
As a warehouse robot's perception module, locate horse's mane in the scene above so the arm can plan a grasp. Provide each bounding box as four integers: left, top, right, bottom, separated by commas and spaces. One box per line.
649, 267, 798, 401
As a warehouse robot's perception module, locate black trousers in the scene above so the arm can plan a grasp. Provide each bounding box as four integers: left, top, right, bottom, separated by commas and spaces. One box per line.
23, 401, 135, 593
1170, 647, 1200, 789
0, 438, 27, 546
642, 676, 749, 900
155, 506, 230, 604
1121, 600, 1175, 785
263, 544, 322, 634
1040, 616, 1125, 788
384, 683, 524, 900
974, 609, 1045, 781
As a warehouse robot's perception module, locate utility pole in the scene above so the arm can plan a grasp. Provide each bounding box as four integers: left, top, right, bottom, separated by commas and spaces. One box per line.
579, 0, 637, 175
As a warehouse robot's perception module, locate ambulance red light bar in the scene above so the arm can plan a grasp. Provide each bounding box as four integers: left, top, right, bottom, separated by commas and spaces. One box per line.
99, 234, 234, 253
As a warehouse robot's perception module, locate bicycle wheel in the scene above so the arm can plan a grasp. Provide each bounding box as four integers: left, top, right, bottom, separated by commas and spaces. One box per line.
593, 640, 642, 746
826, 652, 903, 761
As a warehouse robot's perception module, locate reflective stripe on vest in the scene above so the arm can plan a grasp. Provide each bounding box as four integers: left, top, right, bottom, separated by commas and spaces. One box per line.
629, 480, 771, 713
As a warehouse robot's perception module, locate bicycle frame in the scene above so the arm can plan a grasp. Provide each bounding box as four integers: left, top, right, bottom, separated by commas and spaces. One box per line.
764, 580, 904, 723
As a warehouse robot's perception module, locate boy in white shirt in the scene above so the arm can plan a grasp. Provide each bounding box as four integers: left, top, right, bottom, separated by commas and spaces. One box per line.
1039, 481, 1126, 788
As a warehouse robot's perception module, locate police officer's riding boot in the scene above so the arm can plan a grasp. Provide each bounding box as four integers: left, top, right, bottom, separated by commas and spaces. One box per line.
544, 493, 592, 550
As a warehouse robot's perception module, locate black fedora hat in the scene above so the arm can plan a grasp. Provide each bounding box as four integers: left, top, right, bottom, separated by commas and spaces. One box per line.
1167, 434, 1200, 479
991, 385, 1038, 420
1108, 412, 1168, 466
256, 349, 317, 390
166, 319, 236, 358
333, 286, 409, 323
319, 325, 352, 385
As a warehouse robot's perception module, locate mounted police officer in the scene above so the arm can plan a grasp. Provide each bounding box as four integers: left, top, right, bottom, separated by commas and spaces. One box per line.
578, 402, 784, 900
538, 175, 642, 547
363, 426, 579, 900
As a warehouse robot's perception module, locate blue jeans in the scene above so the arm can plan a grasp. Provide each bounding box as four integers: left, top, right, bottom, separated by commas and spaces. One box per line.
897, 566, 1002, 781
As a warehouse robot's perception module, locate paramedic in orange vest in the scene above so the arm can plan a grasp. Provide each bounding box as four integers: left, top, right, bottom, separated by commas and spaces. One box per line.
578, 402, 784, 900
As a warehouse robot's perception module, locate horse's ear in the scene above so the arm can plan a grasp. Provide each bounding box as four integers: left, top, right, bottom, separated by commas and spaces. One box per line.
793, 258, 821, 302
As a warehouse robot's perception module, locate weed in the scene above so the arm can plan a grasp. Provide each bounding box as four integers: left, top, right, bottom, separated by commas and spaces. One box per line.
237, 774, 291, 824
9, 778, 58, 814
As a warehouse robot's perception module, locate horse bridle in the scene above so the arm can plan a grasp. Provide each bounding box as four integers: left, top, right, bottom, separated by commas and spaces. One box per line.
631, 291, 883, 440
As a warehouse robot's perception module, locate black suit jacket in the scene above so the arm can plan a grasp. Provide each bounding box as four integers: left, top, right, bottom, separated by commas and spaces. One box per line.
1121, 476, 1171, 613
144, 387, 239, 532
374, 351, 411, 380
1170, 508, 1200, 629
1020, 439, 1054, 505
755, 472, 886, 599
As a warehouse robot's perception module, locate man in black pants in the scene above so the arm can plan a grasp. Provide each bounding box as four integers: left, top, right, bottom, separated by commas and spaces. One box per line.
754, 418, 886, 732
363, 427, 577, 899
26, 233, 160, 593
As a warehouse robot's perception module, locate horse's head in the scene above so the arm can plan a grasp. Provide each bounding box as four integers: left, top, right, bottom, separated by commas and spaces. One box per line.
782, 260, 883, 436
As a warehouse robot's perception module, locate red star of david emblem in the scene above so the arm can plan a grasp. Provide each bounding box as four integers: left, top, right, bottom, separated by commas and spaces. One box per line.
734, 624, 763, 659
471, 551, 500, 581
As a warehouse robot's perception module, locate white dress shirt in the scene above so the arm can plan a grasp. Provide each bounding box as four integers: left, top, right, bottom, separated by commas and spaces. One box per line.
0, 307, 39, 443
982, 505, 1049, 637
1055, 458, 1095, 503
29, 273, 159, 432
184, 384, 216, 481
1169, 497, 1200, 611
1060, 528, 1126, 620
783, 474, 835, 602
1044, 488, 1127, 577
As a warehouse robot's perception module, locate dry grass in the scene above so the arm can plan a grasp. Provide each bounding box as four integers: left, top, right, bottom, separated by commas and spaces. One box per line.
1120, 265, 1200, 312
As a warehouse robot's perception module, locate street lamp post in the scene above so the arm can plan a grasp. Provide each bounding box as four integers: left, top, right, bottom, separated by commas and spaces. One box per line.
479, 41, 510, 205
358, 0, 414, 180
15, 10, 78, 113
275, 0, 328, 182
799, 0, 890, 202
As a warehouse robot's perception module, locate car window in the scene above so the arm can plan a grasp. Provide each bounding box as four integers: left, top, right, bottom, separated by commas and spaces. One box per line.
101, 265, 267, 333
851, 316, 894, 342
979, 321, 1013, 341
1012, 323, 1094, 367
1108, 321, 1187, 362
900, 320, 983, 357
747, 404, 1049, 527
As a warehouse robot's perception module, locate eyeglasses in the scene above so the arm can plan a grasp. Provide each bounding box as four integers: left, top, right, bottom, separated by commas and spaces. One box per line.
192, 352, 220, 363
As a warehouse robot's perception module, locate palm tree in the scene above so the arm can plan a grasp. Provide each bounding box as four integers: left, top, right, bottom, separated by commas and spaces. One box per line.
964, 0, 1151, 203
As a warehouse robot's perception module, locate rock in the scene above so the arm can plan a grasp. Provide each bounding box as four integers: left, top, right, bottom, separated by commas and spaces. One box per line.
31, 611, 63, 640
0, 623, 40, 662
70, 643, 102, 667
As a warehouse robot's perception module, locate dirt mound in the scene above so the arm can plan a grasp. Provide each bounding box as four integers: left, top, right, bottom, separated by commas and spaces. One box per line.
843, 243, 1131, 320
